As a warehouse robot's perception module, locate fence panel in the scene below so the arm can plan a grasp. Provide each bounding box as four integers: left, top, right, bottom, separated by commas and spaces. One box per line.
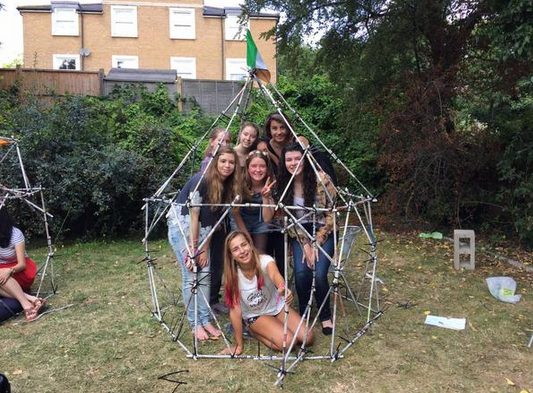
1, 68, 249, 115
0, 68, 102, 96
182, 79, 247, 115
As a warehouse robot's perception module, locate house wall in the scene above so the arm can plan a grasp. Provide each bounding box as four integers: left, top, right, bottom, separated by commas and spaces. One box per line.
20, 1, 277, 82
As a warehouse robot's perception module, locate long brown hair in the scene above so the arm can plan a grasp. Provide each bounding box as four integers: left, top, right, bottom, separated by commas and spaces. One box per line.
204, 146, 242, 206
223, 231, 264, 308
277, 143, 316, 206
243, 150, 273, 200
264, 112, 293, 142
0, 209, 15, 248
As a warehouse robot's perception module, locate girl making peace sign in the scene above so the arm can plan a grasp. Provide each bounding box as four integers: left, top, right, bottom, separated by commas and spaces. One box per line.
235, 150, 276, 253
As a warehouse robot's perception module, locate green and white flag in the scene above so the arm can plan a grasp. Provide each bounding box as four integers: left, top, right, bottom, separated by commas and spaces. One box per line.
246, 29, 271, 83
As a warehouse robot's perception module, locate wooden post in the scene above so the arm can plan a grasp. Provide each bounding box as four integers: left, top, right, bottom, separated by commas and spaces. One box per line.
176, 76, 183, 112
98, 68, 105, 96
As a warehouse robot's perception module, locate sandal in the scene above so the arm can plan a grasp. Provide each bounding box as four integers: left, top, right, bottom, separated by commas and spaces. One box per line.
203, 323, 222, 340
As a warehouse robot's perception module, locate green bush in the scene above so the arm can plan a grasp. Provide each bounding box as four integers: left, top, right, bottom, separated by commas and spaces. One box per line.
0, 84, 211, 238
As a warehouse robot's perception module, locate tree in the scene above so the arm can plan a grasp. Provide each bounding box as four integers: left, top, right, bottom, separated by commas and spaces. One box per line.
244, 0, 533, 244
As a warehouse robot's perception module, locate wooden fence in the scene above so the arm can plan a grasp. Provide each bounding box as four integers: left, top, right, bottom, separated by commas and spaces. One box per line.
0, 67, 103, 96
0, 67, 244, 114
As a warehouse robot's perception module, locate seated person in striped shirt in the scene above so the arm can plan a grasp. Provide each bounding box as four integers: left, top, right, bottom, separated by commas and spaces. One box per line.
0, 209, 45, 321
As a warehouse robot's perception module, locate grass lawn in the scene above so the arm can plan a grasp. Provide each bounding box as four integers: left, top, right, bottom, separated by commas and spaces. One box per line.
2, 231, 532, 392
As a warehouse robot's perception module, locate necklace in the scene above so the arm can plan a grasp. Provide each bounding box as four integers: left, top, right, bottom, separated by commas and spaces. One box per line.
239, 266, 255, 280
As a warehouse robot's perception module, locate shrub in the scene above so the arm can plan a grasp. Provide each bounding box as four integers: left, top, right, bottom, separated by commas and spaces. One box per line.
0, 85, 211, 238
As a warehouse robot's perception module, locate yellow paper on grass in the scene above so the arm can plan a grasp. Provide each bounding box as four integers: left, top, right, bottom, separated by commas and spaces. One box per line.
505, 378, 515, 386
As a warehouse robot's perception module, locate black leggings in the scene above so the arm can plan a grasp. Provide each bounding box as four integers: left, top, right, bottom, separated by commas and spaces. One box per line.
266, 230, 287, 277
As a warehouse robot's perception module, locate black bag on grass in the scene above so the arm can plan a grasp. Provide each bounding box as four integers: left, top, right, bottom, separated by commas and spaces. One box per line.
0, 373, 10, 393
0, 298, 22, 323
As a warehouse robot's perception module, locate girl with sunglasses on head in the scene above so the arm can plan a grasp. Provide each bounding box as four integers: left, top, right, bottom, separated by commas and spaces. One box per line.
220, 231, 313, 355
234, 122, 260, 168
277, 143, 337, 336
167, 146, 241, 341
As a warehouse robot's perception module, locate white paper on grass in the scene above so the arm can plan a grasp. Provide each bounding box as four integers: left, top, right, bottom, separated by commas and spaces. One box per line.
424, 315, 466, 330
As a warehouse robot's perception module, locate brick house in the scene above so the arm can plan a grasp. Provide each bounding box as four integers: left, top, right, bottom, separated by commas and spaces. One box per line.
18, 0, 278, 81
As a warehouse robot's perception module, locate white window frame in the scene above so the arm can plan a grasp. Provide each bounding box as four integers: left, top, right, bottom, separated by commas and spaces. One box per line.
53, 54, 81, 70
112, 55, 139, 69
224, 14, 246, 41
51, 7, 79, 36
111, 5, 138, 38
170, 57, 196, 79
169, 8, 195, 40
225, 58, 247, 80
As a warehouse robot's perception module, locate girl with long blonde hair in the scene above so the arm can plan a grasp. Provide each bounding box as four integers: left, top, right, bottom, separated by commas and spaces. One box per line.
167, 146, 241, 341
234, 122, 259, 168
220, 231, 312, 355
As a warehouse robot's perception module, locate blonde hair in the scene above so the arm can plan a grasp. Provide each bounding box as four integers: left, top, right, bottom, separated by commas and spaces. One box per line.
223, 231, 264, 308
204, 146, 242, 207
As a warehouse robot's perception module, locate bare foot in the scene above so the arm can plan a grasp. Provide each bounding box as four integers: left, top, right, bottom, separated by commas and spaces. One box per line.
219, 345, 242, 355
193, 325, 209, 341
31, 297, 46, 313
203, 322, 222, 338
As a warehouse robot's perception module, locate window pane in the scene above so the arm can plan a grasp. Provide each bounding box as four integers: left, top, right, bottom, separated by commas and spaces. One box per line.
171, 57, 196, 79
169, 8, 195, 39
111, 6, 137, 37
224, 15, 246, 41
52, 8, 79, 36
112, 55, 139, 69
53, 54, 80, 70
225, 58, 247, 80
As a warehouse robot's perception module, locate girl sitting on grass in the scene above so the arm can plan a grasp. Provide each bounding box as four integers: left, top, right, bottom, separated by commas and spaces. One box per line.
0, 209, 45, 322
220, 231, 313, 355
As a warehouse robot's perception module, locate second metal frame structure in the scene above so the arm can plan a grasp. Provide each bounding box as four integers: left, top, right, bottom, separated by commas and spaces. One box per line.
0, 135, 56, 297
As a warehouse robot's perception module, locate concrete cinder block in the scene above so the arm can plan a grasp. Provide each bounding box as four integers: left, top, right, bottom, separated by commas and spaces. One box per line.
453, 229, 475, 270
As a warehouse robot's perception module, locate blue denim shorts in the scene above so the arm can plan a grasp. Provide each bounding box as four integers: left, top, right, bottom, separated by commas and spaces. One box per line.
244, 316, 260, 327
230, 212, 270, 234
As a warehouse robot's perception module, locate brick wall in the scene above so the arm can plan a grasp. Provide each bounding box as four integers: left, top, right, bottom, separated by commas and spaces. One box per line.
20, 2, 277, 82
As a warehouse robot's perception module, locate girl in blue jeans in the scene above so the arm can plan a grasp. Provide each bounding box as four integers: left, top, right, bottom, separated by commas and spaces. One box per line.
276, 143, 337, 335
168, 146, 241, 341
